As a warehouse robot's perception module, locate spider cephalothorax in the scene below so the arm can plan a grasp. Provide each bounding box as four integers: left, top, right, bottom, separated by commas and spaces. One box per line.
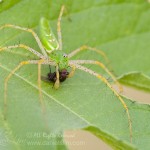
49, 50, 69, 70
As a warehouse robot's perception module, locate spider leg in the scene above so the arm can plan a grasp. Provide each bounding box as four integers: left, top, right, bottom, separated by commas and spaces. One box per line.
68, 65, 76, 78
37, 60, 52, 130
3, 59, 55, 120
0, 24, 47, 57
68, 45, 110, 64
69, 62, 132, 143
70, 60, 123, 93
57, 5, 65, 50
0, 44, 45, 59
4, 60, 32, 119
54, 65, 60, 89
37, 60, 45, 115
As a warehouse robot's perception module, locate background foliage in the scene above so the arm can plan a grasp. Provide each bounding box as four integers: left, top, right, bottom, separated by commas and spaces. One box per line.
0, 0, 150, 150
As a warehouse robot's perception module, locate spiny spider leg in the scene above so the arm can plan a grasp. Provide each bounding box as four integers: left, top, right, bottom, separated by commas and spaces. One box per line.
67, 65, 76, 78
68, 45, 110, 64
37, 60, 51, 130
57, 5, 65, 50
4, 60, 30, 119
70, 60, 123, 92
38, 59, 45, 114
0, 44, 45, 59
0, 24, 47, 57
54, 65, 60, 89
68, 45, 123, 92
69, 63, 132, 142
3, 59, 55, 120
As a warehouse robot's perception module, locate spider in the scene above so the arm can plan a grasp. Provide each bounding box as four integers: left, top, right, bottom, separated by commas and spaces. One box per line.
0, 5, 132, 142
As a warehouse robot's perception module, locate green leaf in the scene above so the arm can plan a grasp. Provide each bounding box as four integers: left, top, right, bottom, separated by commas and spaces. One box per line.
119, 72, 150, 92
0, 0, 150, 150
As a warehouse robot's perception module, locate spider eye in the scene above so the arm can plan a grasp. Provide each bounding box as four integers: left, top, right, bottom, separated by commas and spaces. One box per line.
63, 54, 68, 58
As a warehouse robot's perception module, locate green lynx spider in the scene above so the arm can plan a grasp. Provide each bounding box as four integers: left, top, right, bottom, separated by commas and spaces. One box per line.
0, 5, 132, 142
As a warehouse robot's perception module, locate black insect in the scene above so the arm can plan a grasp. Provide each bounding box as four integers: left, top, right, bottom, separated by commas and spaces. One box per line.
48, 69, 69, 82
41, 69, 69, 83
